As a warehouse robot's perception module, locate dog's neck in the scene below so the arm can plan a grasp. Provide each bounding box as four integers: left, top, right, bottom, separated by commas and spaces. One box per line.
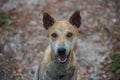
46, 64, 75, 80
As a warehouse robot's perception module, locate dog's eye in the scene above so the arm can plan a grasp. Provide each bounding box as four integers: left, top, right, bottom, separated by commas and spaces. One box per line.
67, 32, 73, 38
51, 33, 58, 38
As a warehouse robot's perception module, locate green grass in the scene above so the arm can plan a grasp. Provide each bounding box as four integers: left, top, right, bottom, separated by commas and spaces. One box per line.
0, 13, 12, 25
109, 53, 120, 73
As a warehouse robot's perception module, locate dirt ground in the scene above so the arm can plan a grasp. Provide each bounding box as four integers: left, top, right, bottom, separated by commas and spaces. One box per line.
0, 0, 119, 80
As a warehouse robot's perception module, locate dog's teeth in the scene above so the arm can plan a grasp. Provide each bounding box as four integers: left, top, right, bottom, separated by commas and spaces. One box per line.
59, 58, 65, 62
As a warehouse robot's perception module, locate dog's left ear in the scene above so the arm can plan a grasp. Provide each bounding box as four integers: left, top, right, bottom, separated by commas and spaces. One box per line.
69, 10, 81, 28
43, 13, 55, 30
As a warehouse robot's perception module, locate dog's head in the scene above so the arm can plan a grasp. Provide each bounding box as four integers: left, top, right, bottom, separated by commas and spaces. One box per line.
43, 11, 81, 64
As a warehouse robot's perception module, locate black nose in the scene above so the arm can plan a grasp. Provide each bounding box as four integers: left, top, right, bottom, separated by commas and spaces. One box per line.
57, 48, 66, 55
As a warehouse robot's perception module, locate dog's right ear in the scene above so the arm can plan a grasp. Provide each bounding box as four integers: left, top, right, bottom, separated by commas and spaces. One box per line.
43, 13, 55, 30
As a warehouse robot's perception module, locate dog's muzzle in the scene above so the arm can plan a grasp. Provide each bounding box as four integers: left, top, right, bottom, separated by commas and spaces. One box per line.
57, 48, 70, 64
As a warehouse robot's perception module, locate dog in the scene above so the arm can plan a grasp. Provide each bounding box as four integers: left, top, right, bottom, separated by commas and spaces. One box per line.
36, 10, 81, 80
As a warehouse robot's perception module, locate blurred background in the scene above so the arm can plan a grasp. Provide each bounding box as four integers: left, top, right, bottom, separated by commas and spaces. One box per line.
0, 0, 120, 80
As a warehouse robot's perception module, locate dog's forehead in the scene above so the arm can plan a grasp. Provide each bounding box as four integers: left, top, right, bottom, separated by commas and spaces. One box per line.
50, 21, 77, 33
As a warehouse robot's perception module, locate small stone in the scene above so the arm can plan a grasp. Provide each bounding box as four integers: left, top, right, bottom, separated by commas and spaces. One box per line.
112, 18, 117, 23
102, 74, 107, 78
29, 20, 37, 25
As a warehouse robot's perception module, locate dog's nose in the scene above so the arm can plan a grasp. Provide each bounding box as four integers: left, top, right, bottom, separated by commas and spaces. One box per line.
57, 48, 66, 55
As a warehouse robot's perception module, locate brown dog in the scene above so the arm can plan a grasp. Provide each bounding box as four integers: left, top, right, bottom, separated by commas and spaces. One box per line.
37, 11, 81, 80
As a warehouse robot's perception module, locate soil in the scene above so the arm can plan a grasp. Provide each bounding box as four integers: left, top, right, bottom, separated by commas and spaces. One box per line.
0, 0, 117, 80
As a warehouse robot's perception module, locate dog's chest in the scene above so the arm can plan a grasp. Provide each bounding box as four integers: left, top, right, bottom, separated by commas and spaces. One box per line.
45, 66, 75, 80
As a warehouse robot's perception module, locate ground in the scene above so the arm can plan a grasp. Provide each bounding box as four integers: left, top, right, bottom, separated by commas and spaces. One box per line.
0, 0, 119, 80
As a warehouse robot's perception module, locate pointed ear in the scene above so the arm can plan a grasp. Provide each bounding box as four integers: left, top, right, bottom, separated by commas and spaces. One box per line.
43, 13, 55, 29
69, 10, 81, 28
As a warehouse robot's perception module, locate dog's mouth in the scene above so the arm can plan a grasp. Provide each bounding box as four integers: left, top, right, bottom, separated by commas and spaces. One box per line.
57, 51, 71, 64
58, 55, 67, 64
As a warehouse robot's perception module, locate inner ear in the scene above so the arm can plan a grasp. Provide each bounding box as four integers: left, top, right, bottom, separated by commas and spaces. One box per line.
69, 10, 81, 28
43, 13, 55, 30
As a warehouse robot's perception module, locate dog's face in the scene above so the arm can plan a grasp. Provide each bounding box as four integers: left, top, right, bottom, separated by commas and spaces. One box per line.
43, 11, 81, 64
